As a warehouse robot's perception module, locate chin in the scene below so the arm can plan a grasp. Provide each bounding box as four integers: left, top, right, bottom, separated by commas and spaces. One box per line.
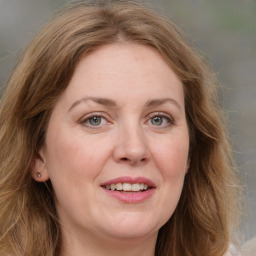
98, 213, 161, 240
106, 226, 157, 241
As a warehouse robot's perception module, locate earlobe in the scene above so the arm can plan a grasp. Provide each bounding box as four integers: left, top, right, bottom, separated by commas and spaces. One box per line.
31, 152, 49, 182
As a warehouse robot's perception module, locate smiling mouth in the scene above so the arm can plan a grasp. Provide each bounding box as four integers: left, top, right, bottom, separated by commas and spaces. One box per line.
102, 183, 151, 192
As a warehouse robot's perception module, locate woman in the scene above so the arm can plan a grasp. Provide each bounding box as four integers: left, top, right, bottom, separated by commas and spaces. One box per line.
0, 1, 240, 255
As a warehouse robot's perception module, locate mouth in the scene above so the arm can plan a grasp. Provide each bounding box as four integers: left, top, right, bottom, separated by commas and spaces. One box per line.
102, 182, 151, 192
100, 177, 156, 203
101, 176, 155, 193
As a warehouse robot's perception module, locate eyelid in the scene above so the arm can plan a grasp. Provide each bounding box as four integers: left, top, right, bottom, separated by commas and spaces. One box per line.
146, 112, 175, 126
147, 112, 174, 121
79, 112, 112, 127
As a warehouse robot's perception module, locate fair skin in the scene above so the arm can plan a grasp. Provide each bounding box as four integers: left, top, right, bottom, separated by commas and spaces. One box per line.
33, 43, 190, 256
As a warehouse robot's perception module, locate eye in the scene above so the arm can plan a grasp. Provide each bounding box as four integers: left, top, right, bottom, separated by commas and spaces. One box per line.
81, 114, 108, 127
151, 116, 164, 126
88, 116, 104, 126
146, 113, 174, 128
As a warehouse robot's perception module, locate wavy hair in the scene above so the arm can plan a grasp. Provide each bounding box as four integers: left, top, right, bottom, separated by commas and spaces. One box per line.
0, 1, 240, 255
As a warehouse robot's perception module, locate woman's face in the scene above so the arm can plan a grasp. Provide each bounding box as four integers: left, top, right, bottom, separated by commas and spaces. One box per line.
34, 44, 189, 242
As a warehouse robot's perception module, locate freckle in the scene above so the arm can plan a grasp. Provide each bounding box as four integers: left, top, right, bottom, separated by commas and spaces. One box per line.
89, 156, 94, 161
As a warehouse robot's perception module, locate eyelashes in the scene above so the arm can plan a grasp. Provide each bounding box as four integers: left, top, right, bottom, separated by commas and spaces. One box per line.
85, 115, 108, 127
146, 113, 175, 127
79, 112, 110, 128
79, 112, 175, 129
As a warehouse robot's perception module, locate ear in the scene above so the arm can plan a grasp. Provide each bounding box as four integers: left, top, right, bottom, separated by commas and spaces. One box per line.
31, 151, 49, 182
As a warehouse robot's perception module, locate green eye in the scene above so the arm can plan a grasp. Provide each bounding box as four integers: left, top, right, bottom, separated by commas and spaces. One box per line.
88, 116, 103, 126
151, 116, 163, 126
148, 114, 174, 128
82, 113, 109, 128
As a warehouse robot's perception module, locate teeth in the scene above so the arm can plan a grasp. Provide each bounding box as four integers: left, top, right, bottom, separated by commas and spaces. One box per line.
123, 183, 132, 191
104, 183, 150, 191
131, 183, 141, 191
116, 183, 122, 191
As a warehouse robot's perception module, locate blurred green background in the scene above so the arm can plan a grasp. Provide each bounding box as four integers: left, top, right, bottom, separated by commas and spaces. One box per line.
0, 0, 255, 243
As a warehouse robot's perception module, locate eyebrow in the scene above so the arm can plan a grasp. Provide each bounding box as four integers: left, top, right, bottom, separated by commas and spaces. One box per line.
69, 97, 117, 111
146, 98, 182, 110
68, 96, 182, 111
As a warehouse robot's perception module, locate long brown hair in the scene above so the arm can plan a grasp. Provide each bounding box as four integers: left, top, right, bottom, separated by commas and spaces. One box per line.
0, 1, 240, 255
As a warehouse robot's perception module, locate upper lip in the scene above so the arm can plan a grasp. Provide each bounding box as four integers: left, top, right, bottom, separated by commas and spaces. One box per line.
101, 176, 156, 188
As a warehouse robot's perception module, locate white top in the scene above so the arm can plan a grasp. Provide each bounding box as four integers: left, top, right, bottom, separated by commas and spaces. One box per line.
227, 244, 240, 256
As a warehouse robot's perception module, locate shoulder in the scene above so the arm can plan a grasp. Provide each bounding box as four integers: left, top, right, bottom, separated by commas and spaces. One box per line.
242, 236, 256, 256
226, 244, 240, 256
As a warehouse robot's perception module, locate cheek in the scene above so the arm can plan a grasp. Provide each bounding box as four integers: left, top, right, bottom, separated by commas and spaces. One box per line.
45, 128, 112, 181
44, 131, 110, 210
147, 135, 189, 226
152, 135, 189, 178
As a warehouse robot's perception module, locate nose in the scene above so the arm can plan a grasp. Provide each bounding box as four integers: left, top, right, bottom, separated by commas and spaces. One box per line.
113, 124, 150, 166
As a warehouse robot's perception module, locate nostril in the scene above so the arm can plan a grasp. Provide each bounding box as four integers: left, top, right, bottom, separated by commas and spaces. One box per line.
119, 157, 147, 164
120, 157, 129, 162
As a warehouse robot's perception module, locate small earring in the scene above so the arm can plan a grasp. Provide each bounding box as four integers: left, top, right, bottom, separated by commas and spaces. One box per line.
36, 171, 42, 178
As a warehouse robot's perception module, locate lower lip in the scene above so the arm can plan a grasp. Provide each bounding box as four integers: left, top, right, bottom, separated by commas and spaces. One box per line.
102, 188, 155, 203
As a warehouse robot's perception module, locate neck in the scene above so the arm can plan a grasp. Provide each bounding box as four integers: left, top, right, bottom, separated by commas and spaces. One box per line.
59, 228, 157, 256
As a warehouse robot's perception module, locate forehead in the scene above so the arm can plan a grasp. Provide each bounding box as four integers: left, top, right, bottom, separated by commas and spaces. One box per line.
57, 43, 185, 109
